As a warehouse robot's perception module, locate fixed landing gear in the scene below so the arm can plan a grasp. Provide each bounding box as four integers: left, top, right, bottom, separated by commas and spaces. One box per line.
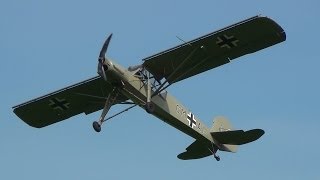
145, 102, 155, 113
144, 71, 155, 114
209, 144, 221, 161
93, 121, 102, 132
214, 154, 220, 161
92, 88, 119, 133
92, 104, 137, 132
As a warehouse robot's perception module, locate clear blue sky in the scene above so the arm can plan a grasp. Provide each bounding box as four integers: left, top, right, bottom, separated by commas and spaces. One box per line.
1, 0, 319, 179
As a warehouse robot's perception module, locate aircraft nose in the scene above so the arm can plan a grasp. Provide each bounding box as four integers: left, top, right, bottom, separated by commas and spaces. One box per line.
102, 63, 109, 71
97, 59, 115, 81
104, 59, 113, 67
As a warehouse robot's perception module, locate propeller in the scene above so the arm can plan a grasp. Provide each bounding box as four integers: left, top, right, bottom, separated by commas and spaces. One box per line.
98, 33, 113, 80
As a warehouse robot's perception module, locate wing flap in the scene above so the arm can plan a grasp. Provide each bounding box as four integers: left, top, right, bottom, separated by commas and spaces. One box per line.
13, 76, 127, 128
143, 15, 286, 84
211, 129, 264, 145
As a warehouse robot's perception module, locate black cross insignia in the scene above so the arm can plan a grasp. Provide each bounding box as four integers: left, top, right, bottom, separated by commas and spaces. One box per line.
216, 34, 239, 49
187, 112, 197, 128
49, 97, 70, 111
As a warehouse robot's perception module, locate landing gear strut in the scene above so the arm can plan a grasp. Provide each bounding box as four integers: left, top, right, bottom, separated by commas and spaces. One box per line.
214, 154, 220, 161
145, 71, 155, 114
209, 144, 221, 161
93, 88, 119, 132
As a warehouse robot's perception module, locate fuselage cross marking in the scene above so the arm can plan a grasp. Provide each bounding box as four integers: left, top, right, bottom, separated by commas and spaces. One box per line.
187, 112, 197, 128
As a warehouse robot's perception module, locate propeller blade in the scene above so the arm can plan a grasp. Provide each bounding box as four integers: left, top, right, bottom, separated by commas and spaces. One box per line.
101, 63, 107, 80
99, 33, 113, 59
98, 61, 107, 80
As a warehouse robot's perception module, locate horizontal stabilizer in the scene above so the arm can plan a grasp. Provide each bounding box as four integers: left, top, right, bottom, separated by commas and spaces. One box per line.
177, 140, 212, 160
211, 129, 264, 145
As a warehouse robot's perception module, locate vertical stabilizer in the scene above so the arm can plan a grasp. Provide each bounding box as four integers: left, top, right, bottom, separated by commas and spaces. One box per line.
211, 116, 233, 132
211, 116, 238, 152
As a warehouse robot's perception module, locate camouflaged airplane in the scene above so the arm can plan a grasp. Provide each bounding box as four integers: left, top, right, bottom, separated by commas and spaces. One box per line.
13, 15, 286, 161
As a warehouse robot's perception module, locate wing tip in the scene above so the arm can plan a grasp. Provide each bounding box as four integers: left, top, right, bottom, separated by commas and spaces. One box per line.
177, 153, 188, 160
13, 107, 46, 128
259, 16, 286, 42
247, 128, 265, 142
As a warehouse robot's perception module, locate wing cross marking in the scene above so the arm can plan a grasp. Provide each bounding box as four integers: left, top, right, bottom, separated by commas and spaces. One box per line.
49, 97, 70, 111
216, 34, 239, 49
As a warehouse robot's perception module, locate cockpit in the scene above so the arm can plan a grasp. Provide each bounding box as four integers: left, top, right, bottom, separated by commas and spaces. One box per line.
128, 64, 167, 99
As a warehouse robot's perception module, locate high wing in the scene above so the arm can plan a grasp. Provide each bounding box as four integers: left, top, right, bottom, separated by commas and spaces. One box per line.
13, 76, 128, 128
143, 15, 286, 84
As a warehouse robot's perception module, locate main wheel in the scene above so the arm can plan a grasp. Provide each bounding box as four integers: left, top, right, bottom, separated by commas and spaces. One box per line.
93, 121, 101, 132
145, 102, 155, 113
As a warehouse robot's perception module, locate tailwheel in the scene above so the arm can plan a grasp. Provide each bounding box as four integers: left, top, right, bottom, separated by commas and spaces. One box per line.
93, 121, 102, 132
210, 143, 220, 161
214, 154, 220, 161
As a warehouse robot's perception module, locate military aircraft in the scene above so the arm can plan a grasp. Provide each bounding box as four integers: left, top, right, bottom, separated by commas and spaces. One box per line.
13, 15, 286, 161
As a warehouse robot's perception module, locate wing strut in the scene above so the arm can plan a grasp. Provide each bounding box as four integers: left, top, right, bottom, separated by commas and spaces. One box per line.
147, 71, 151, 103
171, 55, 213, 84
150, 47, 201, 97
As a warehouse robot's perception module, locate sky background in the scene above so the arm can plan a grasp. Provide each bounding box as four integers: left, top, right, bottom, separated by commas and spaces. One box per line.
1, 0, 319, 179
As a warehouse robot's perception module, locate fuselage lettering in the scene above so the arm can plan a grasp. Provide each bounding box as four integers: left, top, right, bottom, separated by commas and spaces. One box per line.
176, 104, 186, 119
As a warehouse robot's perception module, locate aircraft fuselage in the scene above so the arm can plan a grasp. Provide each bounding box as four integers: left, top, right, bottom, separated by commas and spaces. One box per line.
103, 59, 214, 144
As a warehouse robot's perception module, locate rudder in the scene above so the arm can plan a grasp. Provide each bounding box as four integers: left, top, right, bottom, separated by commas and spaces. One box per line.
211, 116, 233, 133
210, 116, 238, 153
210, 116, 264, 153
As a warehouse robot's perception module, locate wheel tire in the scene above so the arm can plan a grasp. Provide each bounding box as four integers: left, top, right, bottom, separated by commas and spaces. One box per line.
93, 121, 101, 132
215, 156, 220, 161
145, 102, 155, 113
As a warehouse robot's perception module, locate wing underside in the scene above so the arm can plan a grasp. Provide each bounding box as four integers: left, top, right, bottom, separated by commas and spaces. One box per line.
143, 15, 286, 84
13, 76, 127, 128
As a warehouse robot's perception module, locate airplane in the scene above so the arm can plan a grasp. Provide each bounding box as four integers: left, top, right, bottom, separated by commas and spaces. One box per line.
13, 15, 286, 161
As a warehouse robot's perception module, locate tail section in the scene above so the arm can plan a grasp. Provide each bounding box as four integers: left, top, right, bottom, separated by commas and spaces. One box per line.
177, 116, 264, 160
210, 116, 233, 133
210, 116, 264, 153
210, 116, 238, 153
